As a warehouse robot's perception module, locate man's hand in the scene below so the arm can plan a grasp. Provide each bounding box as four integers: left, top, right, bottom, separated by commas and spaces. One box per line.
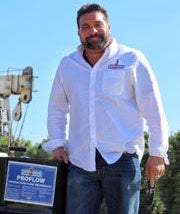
145, 156, 165, 188
52, 147, 69, 164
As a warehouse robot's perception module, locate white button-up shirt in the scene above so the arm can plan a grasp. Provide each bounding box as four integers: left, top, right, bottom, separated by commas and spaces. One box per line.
43, 39, 169, 171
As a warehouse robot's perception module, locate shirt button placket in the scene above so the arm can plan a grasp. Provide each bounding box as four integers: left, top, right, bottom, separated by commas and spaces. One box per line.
89, 69, 97, 170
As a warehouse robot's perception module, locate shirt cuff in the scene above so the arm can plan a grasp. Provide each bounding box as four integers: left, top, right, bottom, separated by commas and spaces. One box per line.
150, 151, 169, 165
42, 139, 67, 153
163, 156, 170, 165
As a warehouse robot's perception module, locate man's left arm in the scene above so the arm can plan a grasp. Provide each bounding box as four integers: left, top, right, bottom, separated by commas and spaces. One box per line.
134, 51, 169, 187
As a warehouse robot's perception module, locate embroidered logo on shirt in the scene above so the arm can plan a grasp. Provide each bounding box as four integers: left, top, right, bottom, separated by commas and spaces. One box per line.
108, 59, 124, 69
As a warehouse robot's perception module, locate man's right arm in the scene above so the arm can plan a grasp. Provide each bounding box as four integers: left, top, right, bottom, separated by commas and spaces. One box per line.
43, 65, 69, 154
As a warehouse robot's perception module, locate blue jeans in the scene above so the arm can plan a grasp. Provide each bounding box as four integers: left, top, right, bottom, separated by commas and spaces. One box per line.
66, 152, 141, 214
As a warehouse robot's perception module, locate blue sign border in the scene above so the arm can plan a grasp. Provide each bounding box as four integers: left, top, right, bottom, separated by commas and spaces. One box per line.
4, 161, 57, 207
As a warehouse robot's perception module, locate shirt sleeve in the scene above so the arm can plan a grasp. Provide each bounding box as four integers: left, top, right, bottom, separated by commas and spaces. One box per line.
133, 51, 169, 164
43, 63, 69, 153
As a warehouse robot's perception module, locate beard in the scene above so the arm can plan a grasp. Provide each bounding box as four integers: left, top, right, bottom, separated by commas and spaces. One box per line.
80, 33, 110, 50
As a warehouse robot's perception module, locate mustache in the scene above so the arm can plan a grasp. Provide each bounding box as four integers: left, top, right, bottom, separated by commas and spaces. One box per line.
86, 34, 102, 40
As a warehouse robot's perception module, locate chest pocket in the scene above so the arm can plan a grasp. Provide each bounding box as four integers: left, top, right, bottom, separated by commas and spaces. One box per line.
102, 70, 126, 96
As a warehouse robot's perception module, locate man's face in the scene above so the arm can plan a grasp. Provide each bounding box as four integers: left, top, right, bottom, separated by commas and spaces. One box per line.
78, 11, 110, 51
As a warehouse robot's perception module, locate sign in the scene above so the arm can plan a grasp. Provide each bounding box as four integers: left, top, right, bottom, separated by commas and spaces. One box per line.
4, 161, 57, 207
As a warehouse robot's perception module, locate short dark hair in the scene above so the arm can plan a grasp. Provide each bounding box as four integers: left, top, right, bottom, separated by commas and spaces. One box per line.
77, 3, 109, 28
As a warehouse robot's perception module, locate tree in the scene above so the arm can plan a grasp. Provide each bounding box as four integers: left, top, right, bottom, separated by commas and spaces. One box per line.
140, 131, 180, 214
140, 132, 166, 214
0, 136, 9, 153
157, 131, 180, 214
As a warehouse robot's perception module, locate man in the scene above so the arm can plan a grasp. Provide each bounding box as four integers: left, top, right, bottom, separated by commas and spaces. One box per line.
43, 3, 169, 214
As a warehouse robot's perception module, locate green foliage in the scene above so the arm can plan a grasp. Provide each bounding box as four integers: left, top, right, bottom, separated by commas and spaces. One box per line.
140, 132, 166, 214
0, 137, 51, 159
0, 136, 8, 147
158, 131, 180, 214
0, 136, 9, 153
140, 131, 180, 214
23, 138, 51, 159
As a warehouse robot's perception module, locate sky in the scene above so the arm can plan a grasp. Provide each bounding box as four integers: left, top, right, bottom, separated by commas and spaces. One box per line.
0, 0, 179, 144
